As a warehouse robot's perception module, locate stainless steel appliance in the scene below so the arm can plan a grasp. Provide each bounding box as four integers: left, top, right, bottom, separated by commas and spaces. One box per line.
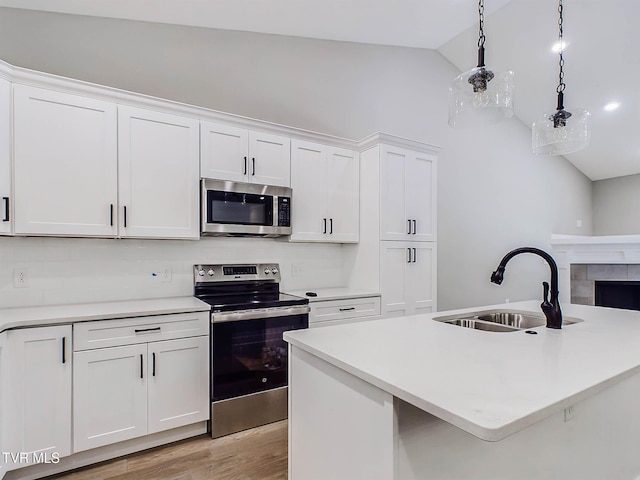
201, 179, 292, 237
194, 263, 309, 438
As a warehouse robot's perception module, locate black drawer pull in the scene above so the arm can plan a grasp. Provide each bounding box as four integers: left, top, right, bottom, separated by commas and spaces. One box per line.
140, 354, 144, 379
339, 307, 356, 312
407, 219, 411, 234
109, 204, 114, 226
252, 157, 256, 175
413, 248, 417, 263
134, 327, 161, 334
123, 206, 127, 228
152, 352, 156, 377
61, 337, 66, 364
329, 218, 333, 234
412, 219, 417, 235
323, 218, 327, 234
243, 156, 247, 175
2, 197, 8, 222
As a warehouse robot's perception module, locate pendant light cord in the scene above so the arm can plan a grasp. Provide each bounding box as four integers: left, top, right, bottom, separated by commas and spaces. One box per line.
556, 0, 566, 110
477, 0, 486, 67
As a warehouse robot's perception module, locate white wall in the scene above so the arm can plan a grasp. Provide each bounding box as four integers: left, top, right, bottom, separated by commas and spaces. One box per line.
592, 174, 640, 235
0, 7, 593, 311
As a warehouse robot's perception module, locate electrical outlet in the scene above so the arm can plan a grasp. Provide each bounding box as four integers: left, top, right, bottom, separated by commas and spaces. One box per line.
13, 269, 29, 288
564, 405, 575, 422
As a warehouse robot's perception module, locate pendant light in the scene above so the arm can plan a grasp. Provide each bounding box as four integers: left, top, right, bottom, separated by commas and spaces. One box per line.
448, 0, 514, 128
532, 0, 590, 155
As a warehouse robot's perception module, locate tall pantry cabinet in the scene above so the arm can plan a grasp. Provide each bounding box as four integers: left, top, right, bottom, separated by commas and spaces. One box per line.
352, 134, 439, 317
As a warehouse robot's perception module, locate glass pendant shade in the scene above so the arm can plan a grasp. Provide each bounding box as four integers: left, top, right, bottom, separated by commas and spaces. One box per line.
448, 67, 515, 128
532, 107, 591, 155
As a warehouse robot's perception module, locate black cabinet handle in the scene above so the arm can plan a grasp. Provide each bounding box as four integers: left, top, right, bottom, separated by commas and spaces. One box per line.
123, 206, 127, 228
2, 197, 8, 222
407, 219, 411, 234
330, 218, 333, 234
243, 156, 247, 175
140, 354, 144, 379
134, 327, 161, 334
109, 204, 114, 226
252, 157, 256, 176
323, 218, 327, 234
407, 248, 412, 263
413, 248, 417, 263
61, 337, 66, 364
339, 307, 356, 312
412, 220, 417, 235
152, 352, 156, 377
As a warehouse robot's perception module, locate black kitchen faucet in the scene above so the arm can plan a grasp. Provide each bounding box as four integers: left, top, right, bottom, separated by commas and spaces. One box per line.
490, 247, 563, 329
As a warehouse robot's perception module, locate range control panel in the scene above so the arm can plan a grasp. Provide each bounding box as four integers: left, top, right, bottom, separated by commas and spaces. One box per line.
194, 264, 281, 283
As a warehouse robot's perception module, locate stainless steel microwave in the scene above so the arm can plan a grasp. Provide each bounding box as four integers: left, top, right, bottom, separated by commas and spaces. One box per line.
201, 179, 292, 237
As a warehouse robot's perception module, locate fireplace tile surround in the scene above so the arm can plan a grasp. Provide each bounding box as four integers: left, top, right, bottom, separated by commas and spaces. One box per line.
551, 235, 640, 307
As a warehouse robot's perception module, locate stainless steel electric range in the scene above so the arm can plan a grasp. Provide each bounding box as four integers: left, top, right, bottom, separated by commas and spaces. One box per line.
194, 263, 309, 438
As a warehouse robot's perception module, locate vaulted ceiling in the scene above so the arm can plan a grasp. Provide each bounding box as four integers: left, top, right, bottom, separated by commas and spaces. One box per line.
0, 0, 636, 180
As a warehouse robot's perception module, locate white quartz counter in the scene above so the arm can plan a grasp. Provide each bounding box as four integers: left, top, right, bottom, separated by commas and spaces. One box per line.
285, 288, 380, 303
284, 300, 640, 441
0, 296, 211, 333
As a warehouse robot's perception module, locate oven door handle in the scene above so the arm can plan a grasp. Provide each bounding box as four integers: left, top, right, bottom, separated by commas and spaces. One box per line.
212, 305, 310, 323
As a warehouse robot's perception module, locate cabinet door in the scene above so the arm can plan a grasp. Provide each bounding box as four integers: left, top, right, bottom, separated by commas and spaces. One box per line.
380, 242, 411, 317
326, 147, 359, 243
147, 336, 209, 434
290, 140, 328, 241
379, 145, 409, 241
200, 122, 249, 182
73, 344, 147, 452
0, 78, 10, 235
406, 152, 437, 242
118, 106, 200, 239
248, 131, 291, 187
3, 326, 72, 470
13, 85, 117, 237
407, 243, 437, 314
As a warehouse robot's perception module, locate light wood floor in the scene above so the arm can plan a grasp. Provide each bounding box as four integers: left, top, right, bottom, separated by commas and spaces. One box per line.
47, 421, 288, 480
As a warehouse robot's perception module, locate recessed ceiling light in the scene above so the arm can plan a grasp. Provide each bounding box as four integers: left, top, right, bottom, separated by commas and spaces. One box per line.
551, 41, 568, 53
604, 102, 620, 112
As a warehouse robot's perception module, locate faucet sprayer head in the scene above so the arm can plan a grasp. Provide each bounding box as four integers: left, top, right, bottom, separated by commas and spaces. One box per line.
490, 267, 505, 285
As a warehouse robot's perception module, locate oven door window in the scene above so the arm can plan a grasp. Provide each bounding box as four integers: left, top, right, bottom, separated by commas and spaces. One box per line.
206, 190, 273, 226
211, 314, 307, 402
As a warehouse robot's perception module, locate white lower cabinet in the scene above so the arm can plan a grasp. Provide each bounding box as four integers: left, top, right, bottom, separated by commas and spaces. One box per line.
1, 325, 72, 471
73, 314, 209, 453
380, 242, 436, 317
309, 296, 381, 327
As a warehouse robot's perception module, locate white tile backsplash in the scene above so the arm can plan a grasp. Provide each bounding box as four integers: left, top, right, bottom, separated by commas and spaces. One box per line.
0, 236, 346, 308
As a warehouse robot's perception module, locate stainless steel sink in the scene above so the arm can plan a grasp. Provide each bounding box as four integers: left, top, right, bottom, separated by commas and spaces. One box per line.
433, 309, 583, 332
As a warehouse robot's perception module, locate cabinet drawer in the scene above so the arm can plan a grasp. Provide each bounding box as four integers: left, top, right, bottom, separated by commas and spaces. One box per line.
309, 297, 381, 325
74, 311, 209, 351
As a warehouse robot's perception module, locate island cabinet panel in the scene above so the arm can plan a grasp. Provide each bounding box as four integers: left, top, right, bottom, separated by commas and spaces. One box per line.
288, 346, 396, 480
200, 122, 291, 187
290, 139, 359, 243
0, 78, 10, 236
13, 84, 118, 237
380, 242, 436, 316
2, 325, 72, 471
379, 144, 436, 242
117, 106, 200, 239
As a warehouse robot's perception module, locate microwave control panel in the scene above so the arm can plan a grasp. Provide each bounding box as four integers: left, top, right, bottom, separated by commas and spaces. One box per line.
278, 197, 291, 227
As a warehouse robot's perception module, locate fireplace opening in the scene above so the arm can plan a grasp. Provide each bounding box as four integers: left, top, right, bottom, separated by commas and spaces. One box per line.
595, 281, 640, 311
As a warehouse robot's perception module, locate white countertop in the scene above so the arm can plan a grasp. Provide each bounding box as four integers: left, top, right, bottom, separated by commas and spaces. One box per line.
285, 288, 380, 303
0, 297, 211, 333
284, 300, 640, 441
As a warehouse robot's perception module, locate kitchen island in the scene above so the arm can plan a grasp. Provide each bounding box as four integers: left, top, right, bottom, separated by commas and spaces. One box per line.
284, 301, 640, 479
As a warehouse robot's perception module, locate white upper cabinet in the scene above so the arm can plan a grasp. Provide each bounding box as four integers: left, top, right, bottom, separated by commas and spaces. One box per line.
380, 144, 436, 242
118, 106, 200, 239
13, 85, 118, 237
0, 78, 10, 235
2, 325, 72, 471
201, 122, 291, 187
290, 139, 359, 243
